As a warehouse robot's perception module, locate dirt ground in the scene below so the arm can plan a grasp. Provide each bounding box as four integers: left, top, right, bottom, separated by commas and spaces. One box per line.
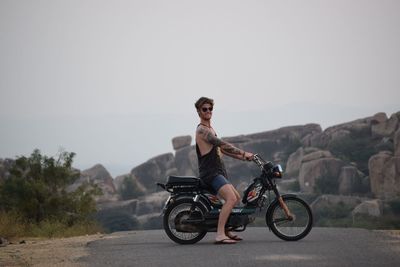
0, 234, 105, 267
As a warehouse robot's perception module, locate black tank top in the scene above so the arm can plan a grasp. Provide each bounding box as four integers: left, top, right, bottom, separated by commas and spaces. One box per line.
196, 126, 228, 185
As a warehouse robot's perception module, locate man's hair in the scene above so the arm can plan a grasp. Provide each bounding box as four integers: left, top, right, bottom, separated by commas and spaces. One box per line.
195, 97, 214, 110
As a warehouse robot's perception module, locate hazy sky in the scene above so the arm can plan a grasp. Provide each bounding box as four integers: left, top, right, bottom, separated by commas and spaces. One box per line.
1, 0, 399, 177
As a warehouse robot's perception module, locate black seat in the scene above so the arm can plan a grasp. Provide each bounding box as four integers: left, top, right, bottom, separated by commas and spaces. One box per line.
166, 176, 200, 186
166, 175, 217, 195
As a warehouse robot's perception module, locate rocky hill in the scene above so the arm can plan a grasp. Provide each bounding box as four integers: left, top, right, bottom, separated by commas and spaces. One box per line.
1, 111, 399, 231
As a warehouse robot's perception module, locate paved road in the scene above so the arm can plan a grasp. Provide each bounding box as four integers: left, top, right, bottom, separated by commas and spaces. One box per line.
81, 227, 400, 267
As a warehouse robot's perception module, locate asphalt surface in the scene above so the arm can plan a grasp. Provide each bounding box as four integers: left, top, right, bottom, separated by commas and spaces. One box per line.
81, 227, 400, 267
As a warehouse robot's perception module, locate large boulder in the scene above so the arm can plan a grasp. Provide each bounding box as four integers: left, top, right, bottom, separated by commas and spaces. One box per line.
94, 200, 139, 232
298, 156, 345, 193
69, 164, 118, 203
369, 151, 400, 199
286, 147, 323, 177
131, 153, 177, 192
338, 166, 365, 195
302, 150, 333, 162
172, 135, 192, 150
371, 112, 399, 138
311, 194, 366, 213
352, 199, 383, 217
310, 116, 372, 148
136, 191, 169, 216
245, 124, 322, 142
395, 128, 400, 156
174, 146, 198, 177
285, 148, 304, 177
94, 191, 169, 231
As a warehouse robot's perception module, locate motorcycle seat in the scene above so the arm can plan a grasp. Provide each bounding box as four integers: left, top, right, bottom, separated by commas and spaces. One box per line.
166, 176, 200, 186
166, 175, 217, 194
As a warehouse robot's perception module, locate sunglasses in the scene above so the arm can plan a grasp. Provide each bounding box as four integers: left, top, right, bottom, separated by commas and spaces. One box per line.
201, 107, 213, 112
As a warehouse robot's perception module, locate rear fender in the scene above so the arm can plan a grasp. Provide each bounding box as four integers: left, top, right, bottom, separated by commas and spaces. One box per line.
169, 193, 212, 212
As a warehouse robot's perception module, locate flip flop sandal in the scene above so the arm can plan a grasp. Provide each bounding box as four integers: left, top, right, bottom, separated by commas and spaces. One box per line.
229, 235, 243, 241
214, 238, 237, 245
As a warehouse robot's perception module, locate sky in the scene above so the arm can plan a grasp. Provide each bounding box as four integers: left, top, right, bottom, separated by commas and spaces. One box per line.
1, 0, 399, 177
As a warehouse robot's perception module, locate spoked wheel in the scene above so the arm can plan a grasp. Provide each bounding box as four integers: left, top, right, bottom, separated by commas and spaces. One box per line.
163, 199, 207, 244
266, 195, 313, 241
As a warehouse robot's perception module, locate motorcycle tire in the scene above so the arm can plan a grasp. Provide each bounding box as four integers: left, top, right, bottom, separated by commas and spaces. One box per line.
163, 198, 207, 244
266, 195, 313, 241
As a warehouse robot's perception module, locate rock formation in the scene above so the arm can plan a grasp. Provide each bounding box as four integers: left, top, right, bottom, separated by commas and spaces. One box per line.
352, 199, 383, 217
68, 164, 118, 203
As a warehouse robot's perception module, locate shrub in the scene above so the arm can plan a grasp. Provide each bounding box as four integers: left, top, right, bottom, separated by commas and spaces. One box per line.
0, 149, 102, 238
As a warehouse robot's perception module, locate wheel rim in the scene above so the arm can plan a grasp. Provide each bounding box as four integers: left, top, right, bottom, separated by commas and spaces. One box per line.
271, 199, 310, 238
167, 203, 204, 241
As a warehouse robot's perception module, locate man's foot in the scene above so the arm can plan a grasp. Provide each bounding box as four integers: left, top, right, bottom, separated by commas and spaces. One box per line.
226, 231, 243, 241
214, 238, 237, 245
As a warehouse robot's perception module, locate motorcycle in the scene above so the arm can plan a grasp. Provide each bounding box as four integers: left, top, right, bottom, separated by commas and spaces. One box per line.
156, 154, 313, 244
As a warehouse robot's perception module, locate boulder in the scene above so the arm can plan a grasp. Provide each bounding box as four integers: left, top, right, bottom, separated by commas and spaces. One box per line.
245, 124, 322, 142
338, 166, 364, 195
311, 194, 366, 212
285, 147, 304, 177
131, 153, 177, 192
310, 117, 372, 148
298, 157, 345, 193
69, 164, 118, 203
368, 151, 400, 199
371, 112, 399, 137
174, 146, 198, 177
352, 199, 383, 217
136, 191, 169, 216
172, 135, 192, 150
371, 112, 388, 124
302, 150, 332, 163
395, 128, 400, 156
113, 174, 130, 192
114, 173, 147, 197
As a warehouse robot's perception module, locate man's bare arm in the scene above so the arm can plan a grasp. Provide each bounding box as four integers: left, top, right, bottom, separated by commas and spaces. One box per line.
197, 126, 245, 158
221, 148, 245, 160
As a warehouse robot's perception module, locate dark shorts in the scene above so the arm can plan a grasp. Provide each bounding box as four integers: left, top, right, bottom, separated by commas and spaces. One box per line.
210, 175, 231, 194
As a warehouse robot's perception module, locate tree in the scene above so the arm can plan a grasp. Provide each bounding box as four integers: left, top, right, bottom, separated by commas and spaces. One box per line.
0, 149, 100, 224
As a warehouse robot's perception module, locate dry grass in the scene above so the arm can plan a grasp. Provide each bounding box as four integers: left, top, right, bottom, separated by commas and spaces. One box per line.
0, 234, 104, 267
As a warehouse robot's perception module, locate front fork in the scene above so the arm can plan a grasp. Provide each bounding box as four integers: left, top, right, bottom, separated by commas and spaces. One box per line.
278, 196, 294, 220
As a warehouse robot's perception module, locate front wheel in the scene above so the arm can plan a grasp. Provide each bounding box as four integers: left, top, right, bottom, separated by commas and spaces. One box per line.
163, 198, 207, 244
266, 196, 313, 241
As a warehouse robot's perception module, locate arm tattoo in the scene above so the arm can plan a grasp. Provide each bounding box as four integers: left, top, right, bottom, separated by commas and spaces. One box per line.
197, 126, 243, 156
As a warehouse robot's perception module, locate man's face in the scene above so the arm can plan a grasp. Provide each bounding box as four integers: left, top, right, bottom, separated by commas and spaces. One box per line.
199, 103, 213, 120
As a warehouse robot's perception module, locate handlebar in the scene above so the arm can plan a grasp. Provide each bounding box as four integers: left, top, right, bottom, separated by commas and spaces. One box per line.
252, 154, 266, 168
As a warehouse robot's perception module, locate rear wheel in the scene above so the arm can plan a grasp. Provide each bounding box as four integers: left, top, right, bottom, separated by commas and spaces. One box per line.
266, 196, 313, 241
163, 199, 207, 244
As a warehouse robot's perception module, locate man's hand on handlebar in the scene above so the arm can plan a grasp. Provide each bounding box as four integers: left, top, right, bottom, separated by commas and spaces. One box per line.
244, 152, 254, 161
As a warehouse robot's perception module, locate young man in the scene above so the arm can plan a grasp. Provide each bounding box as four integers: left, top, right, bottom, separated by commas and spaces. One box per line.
194, 97, 254, 244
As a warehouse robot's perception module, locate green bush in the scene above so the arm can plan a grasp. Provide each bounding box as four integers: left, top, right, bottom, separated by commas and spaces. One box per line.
0, 149, 102, 238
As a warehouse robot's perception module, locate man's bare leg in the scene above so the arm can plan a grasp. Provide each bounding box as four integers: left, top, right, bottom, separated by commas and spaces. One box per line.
216, 184, 238, 243
225, 185, 243, 241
